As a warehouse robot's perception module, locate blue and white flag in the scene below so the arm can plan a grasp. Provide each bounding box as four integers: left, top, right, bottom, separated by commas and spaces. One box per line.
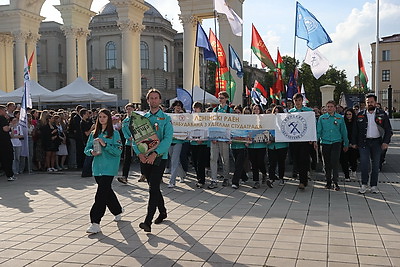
19, 56, 32, 157
196, 23, 217, 62
177, 88, 193, 113
295, 2, 332, 50
251, 88, 267, 106
228, 44, 243, 78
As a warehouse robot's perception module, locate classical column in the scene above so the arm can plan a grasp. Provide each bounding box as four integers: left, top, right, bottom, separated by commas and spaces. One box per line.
4, 35, 14, 92
180, 15, 200, 91
320, 85, 335, 106
62, 26, 78, 84
76, 28, 89, 81
13, 31, 28, 89
118, 20, 145, 103
26, 32, 40, 81
0, 35, 6, 91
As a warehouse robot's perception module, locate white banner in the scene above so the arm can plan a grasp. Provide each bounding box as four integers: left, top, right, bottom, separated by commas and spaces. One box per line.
170, 112, 316, 142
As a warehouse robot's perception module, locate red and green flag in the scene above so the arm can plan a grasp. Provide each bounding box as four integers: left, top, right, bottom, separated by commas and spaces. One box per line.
358, 44, 368, 91
215, 67, 236, 101
209, 29, 227, 68
253, 80, 267, 98
251, 24, 275, 70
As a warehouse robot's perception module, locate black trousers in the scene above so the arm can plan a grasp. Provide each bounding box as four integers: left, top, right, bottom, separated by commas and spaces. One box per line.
90, 175, 122, 224
291, 142, 310, 185
248, 147, 267, 181
122, 145, 132, 178
0, 144, 14, 178
340, 147, 358, 178
268, 147, 288, 180
232, 148, 248, 186
76, 139, 85, 168
141, 159, 167, 225
191, 144, 208, 184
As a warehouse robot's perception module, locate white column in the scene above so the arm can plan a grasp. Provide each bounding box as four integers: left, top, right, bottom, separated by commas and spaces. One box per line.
76, 28, 89, 81
62, 26, 78, 84
26, 32, 40, 81
4, 36, 14, 92
118, 20, 144, 103
0, 35, 6, 91
320, 85, 335, 106
13, 31, 28, 89
180, 15, 200, 91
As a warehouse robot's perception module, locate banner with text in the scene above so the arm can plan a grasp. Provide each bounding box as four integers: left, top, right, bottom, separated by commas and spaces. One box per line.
170, 111, 316, 143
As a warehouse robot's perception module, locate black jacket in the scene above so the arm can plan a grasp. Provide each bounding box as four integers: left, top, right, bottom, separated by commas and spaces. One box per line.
352, 108, 392, 147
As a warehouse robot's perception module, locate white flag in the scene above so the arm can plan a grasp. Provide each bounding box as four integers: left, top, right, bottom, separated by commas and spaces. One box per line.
304, 48, 329, 79
214, 0, 243, 36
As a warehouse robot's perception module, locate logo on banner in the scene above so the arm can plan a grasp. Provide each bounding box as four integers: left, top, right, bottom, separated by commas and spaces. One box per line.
281, 114, 308, 140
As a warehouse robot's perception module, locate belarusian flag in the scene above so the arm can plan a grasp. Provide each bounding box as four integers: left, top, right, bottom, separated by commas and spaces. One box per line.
215, 67, 236, 101
358, 44, 368, 91
251, 24, 275, 70
276, 49, 285, 78
254, 80, 267, 98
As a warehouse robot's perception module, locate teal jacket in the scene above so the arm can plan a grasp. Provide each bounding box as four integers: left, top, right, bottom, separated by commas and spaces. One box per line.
248, 142, 267, 149
267, 142, 289, 150
84, 130, 123, 176
289, 106, 313, 112
132, 109, 173, 159
121, 116, 132, 146
231, 141, 247, 149
317, 112, 349, 147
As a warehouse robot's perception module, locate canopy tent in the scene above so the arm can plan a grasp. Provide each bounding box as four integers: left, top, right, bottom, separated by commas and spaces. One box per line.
40, 77, 117, 103
0, 80, 52, 103
169, 86, 219, 106
0, 89, 6, 96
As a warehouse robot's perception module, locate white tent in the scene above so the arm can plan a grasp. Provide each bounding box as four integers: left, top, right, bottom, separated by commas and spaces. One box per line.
169, 86, 219, 106
0, 89, 6, 96
40, 77, 117, 103
0, 80, 52, 103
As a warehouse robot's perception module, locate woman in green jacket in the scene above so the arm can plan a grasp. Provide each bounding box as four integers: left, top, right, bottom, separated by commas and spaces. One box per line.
85, 109, 123, 234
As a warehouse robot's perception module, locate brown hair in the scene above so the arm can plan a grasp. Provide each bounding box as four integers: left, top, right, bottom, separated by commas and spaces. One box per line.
146, 88, 162, 100
93, 109, 114, 138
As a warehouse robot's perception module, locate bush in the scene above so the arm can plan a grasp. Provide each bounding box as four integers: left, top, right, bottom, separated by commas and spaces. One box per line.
393, 112, 400, 118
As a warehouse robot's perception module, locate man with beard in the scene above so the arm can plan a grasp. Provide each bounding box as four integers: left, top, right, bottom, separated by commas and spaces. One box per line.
352, 94, 392, 194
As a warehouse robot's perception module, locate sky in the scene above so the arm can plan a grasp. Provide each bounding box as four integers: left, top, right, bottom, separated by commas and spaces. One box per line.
1, 0, 400, 88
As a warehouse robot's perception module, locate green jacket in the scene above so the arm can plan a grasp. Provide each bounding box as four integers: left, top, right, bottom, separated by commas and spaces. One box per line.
121, 116, 132, 146
317, 112, 349, 147
84, 130, 123, 176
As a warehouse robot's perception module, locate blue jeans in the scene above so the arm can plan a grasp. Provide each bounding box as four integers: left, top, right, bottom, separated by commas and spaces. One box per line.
359, 139, 382, 187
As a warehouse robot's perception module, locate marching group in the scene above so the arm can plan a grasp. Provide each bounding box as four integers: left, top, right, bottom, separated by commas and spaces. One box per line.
0, 88, 392, 234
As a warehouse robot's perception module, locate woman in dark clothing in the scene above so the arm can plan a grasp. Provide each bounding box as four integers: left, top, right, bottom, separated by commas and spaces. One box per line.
42, 114, 59, 172
340, 108, 358, 181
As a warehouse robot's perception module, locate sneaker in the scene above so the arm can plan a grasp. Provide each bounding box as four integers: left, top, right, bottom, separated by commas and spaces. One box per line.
154, 212, 167, 224
298, 183, 305, 190
47, 168, 53, 172
57, 166, 63, 171
196, 183, 204, 188
117, 177, 128, 184
279, 179, 285, 186
139, 222, 151, 232
7, 176, 16, 181
266, 179, 273, 188
358, 184, 368, 194
63, 166, 68, 170
351, 171, 357, 178
261, 174, 267, 184
334, 183, 340, 191
164, 168, 171, 174
370, 186, 379, 194
52, 168, 58, 172
222, 178, 229, 187
231, 184, 238, 189
86, 223, 101, 234
180, 177, 185, 183
114, 208, 124, 222
253, 181, 260, 189
138, 174, 147, 182
208, 181, 218, 189
168, 183, 175, 188
345, 177, 351, 182
324, 183, 332, 189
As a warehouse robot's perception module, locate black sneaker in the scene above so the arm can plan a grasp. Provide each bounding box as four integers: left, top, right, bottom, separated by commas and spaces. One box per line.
196, 182, 204, 188
324, 183, 332, 189
139, 222, 151, 232
208, 181, 217, 189
253, 181, 260, 189
222, 179, 229, 187
117, 177, 128, 184
334, 183, 340, 191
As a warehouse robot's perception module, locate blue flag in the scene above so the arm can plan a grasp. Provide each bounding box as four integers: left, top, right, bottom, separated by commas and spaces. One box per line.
176, 88, 193, 113
196, 23, 217, 62
286, 73, 298, 100
295, 2, 332, 50
228, 44, 244, 78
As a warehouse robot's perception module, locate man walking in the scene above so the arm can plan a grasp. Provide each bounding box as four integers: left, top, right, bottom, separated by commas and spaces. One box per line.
317, 100, 349, 191
133, 89, 173, 232
352, 94, 392, 194
0, 105, 15, 181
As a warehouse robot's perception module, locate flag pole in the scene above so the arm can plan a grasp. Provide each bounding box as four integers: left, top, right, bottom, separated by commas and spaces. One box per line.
203, 61, 207, 108
293, 2, 298, 75
375, 0, 380, 98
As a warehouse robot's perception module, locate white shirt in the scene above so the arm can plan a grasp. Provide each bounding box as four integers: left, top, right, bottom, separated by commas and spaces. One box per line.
366, 110, 380, 139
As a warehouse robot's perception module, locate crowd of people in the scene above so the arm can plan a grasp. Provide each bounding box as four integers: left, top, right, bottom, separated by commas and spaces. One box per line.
0, 89, 393, 235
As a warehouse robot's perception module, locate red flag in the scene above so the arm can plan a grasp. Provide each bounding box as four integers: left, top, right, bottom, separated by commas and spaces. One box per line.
269, 87, 276, 103
27, 51, 35, 71
251, 24, 275, 70
209, 29, 227, 68
245, 85, 250, 97
358, 44, 368, 90
254, 80, 267, 97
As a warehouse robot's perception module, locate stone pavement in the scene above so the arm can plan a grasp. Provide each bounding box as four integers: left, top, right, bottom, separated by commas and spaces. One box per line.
0, 134, 399, 267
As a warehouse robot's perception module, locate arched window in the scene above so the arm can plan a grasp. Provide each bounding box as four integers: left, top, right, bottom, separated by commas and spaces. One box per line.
163, 45, 168, 72
140, 41, 149, 69
105, 41, 116, 69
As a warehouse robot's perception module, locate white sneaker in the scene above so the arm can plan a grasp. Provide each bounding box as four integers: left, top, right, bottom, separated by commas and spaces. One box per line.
114, 208, 124, 222
7, 176, 16, 181
168, 184, 175, 188
358, 184, 368, 194
86, 223, 101, 234
370, 186, 379, 194
52, 168, 58, 172
231, 184, 238, 189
